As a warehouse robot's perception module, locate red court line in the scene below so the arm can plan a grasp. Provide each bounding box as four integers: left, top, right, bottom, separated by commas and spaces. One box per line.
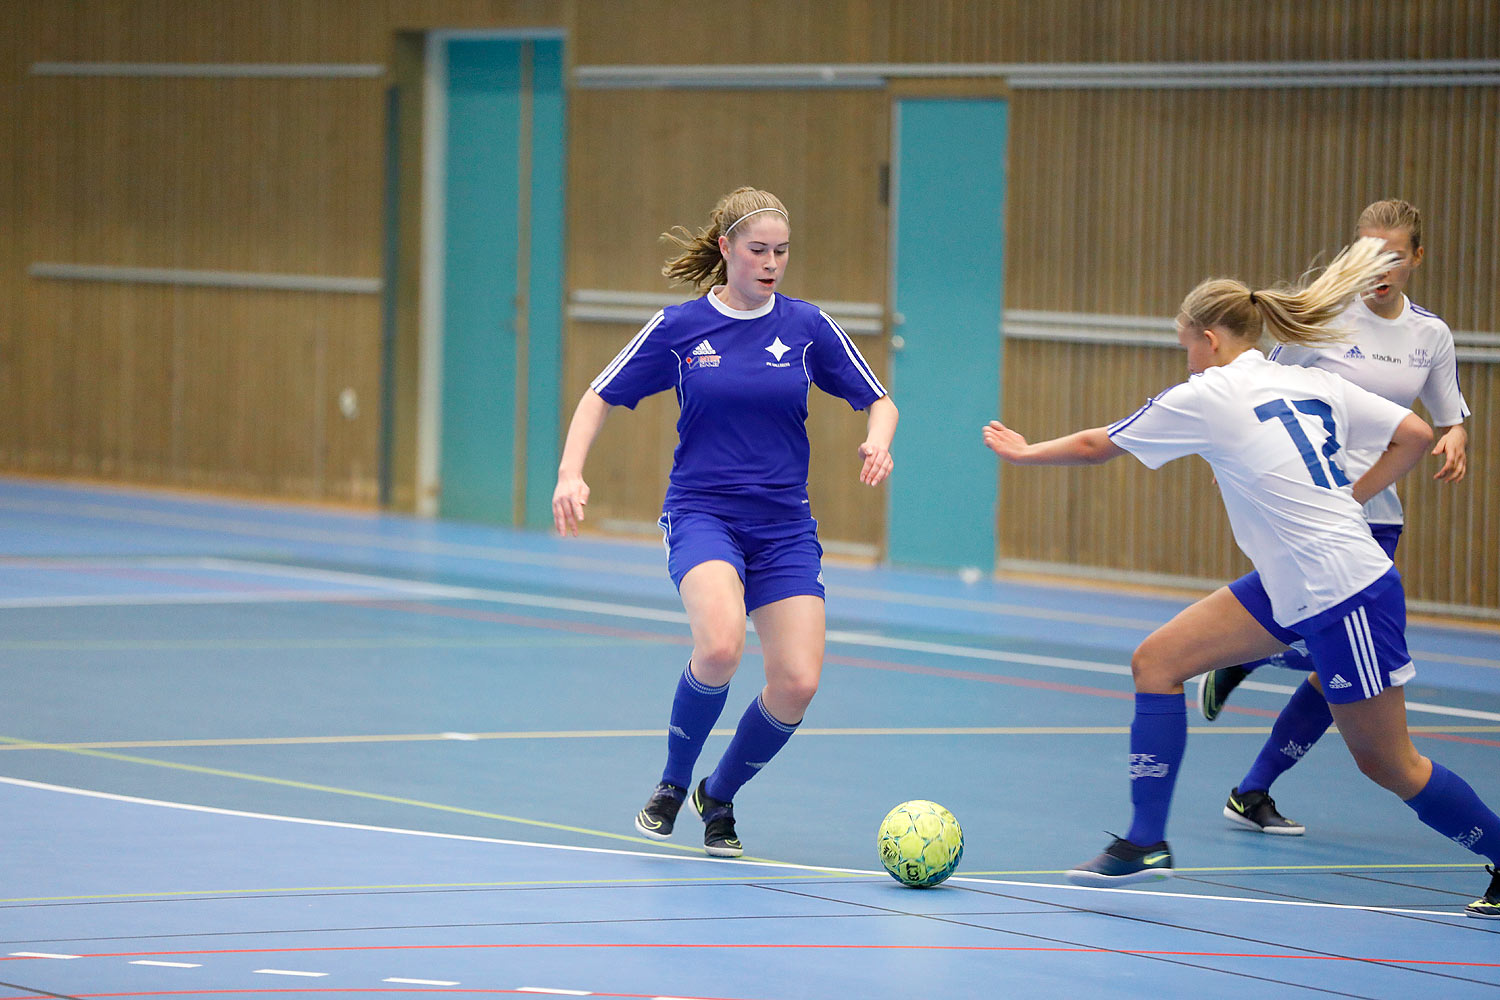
0, 993, 751, 1000
0, 993, 744, 999
9, 943, 1497, 968
353, 599, 1500, 746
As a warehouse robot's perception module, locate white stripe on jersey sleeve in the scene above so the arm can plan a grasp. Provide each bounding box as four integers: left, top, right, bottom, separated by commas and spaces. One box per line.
820, 310, 887, 396
590, 310, 667, 394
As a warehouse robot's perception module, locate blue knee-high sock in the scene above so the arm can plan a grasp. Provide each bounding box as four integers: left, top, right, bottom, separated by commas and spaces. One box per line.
704, 695, 798, 803
1405, 761, 1500, 866
660, 662, 730, 791
1125, 692, 1187, 847
1238, 677, 1333, 793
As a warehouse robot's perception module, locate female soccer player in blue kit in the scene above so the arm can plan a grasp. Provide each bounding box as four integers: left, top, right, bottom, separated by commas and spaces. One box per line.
1198, 200, 1470, 837
552, 187, 898, 857
983, 237, 1499, 918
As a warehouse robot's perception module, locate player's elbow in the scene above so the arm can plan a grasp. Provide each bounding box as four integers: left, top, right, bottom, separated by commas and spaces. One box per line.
1397, 413, 1435, 451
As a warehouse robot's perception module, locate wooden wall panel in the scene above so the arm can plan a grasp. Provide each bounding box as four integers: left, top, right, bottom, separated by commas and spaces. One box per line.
1007, 86, 1500, 328
999, 340, 1248, 584
567, 88, 889, 301
576, 0, 1500, 66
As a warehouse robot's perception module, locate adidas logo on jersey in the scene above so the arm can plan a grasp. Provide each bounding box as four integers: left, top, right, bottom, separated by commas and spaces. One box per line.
692, 340, 717, 356
1343, 346, 1365, 359
1328, 674, 1353, 689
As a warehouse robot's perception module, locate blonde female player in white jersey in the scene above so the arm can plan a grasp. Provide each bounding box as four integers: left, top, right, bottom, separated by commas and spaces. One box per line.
1198, 200, 1471, 839
983, 237, 1499, 918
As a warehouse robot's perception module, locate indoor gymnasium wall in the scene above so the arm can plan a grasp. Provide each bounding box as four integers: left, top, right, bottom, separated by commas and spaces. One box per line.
4, 1, 1497, 611
1001, 80, 1500, 614
2, 1, 566, 504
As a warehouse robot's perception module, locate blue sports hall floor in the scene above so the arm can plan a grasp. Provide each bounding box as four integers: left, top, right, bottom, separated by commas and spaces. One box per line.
0, 476, 1496, 999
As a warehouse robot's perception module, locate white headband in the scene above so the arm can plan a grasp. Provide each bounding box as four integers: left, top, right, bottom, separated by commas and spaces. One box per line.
722, 206, 788, 239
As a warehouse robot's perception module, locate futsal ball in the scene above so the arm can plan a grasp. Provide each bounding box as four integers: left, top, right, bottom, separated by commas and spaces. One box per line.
877, 799, 964, 888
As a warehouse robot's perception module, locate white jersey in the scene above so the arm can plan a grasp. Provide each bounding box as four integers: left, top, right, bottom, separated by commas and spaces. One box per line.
1268, 296, 1469, 525
1108, 350, 1412, 627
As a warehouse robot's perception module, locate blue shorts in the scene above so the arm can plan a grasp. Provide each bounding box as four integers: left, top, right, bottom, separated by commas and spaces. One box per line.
1228, 565, 1414, 705
658, 510, 824, 613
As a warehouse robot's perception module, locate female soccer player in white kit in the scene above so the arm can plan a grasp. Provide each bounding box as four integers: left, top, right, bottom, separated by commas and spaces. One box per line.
983, 237, 1499, 917
552, 187, 897, 857
1199, 200, 1470, 837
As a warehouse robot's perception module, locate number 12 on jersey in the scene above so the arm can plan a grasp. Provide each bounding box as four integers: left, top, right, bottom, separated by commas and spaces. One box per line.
1255, 398, 1351, 488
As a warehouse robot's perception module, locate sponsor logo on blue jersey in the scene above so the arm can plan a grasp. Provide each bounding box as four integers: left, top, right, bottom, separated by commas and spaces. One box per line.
687, 338, 721, 369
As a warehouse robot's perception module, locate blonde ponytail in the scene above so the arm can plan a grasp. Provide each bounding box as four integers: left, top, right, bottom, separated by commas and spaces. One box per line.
1179, 237, 1400, 348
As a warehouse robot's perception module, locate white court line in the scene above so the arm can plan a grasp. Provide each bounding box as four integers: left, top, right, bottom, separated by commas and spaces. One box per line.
254, 968, 328, 977
0, 776, 1476, 921
6, 495, 1499, 634
9, 952, 79, 959
3, 556, 1496, 719
130, 960, 202, 968
518, 989, 592, 996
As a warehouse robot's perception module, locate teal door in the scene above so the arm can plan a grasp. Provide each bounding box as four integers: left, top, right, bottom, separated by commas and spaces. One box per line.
439, 38, 565, 527
887, 99, 1007, 571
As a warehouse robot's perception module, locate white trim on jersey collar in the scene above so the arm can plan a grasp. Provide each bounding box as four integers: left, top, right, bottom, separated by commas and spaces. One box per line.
707, 287, 776, 320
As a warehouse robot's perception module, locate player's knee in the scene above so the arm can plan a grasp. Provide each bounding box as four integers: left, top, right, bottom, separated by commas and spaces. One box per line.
1347, 745, 1420, 795
1129, 645, 1173, 692
693, 633, 744, 680
770, 670, 819, 713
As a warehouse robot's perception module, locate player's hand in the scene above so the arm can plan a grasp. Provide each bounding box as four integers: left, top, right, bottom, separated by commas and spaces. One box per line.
1432, 426, 1467, 483
982, 420, 1029, 462
857, 441, 893, 486
552, 473, 590, 536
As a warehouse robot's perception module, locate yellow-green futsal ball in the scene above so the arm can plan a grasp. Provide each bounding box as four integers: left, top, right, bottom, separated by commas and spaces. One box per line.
877, 799, 964, 887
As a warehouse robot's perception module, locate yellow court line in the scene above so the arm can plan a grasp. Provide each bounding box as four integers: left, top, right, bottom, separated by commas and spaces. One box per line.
2, 724, 1497, 753
0, 734, 733, 859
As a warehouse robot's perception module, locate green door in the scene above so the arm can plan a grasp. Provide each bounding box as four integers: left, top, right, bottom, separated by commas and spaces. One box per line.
439, 38, 565, 527
887, 99, 1007, 571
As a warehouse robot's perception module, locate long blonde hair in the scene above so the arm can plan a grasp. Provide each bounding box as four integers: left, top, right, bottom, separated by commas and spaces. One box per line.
661, 187, 789, 290
1179, 237, 1400, 347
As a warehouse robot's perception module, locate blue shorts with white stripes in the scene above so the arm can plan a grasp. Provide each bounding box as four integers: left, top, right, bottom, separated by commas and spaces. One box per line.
1230, 566, 1414, 704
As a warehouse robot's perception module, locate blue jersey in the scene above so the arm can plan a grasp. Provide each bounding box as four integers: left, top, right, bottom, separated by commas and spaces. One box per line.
591, 292, 887, 519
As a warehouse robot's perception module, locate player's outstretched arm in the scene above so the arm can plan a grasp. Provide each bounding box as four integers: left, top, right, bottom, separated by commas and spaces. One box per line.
552, 390, 613, 536
1352, 412, 1434, 505
982, 421, 1125, 467
857, 395, 899, 486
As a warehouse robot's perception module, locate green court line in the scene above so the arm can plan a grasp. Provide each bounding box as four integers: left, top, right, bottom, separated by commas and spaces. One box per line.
0, 872, 875, 904
3, 859, 1481, 905
0, 734, 725, 859
961, 862, 1483, 876
2, 724, 1495, 753
0, 636, 624, 651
